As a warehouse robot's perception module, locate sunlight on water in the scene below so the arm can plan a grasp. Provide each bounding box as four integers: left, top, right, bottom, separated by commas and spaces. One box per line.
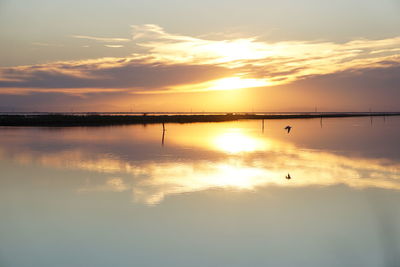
0, 118, 399, 205
213, 129, 267, 153
1, 116, 400, 267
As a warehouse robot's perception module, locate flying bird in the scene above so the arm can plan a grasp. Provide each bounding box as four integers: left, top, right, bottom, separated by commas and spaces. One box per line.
285, 173, 291, 180
284, 125, 292, 133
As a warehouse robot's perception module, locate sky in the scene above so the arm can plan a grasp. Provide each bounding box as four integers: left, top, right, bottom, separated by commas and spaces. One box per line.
0, 0, 399, 112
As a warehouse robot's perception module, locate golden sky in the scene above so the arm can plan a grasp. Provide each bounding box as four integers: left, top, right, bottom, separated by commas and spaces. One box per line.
0, 1, 399, 111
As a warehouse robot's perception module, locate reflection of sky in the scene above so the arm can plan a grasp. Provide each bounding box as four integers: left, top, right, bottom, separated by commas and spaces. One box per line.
1, 117, 400, 267
0, 117, 399, 205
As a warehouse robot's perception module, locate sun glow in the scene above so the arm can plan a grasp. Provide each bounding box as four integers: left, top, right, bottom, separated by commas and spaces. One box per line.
170, 76, 270, 92
214, 130, 266, 153
3, 122, 400, 205
201, 39, 274, 64
208, 77, 270, 90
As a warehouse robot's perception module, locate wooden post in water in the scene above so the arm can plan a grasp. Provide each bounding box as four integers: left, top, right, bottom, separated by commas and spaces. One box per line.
262, 119, 265, 133
161, 122, 166, 146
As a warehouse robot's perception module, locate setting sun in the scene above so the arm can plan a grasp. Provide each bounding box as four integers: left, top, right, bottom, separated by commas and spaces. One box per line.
208, 77, 270, 90
170, 76, 270, 92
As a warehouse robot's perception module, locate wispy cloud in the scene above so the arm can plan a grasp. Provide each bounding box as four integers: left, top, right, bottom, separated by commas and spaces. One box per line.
131, 24, 400, 86
104, 44, 124, 48
78, 177, 129, 193
72, 35, 130, 43
32, 42, 64, 47
0, 57, 233, 93
0, 24, 399, 95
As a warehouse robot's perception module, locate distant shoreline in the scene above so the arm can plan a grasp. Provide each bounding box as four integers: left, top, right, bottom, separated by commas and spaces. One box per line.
0, 112, 399, 127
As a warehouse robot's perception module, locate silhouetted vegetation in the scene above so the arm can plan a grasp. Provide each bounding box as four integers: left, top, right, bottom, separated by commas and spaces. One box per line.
0, 113, 399, 127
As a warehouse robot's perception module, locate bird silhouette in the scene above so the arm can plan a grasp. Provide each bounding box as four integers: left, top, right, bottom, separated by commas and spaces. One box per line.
284, 125, 292, 133
285, 173, 291, 180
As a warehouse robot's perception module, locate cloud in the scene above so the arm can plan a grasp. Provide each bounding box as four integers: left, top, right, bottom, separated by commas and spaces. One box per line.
131, 24, 400, 67
32, 42, 64, 47
104, 44, 124, 48
72, 35, 130, 43
241, 63, 400, 112
0, 24, 399, 96
0, 57, 233, 92
78, 177, 129, 193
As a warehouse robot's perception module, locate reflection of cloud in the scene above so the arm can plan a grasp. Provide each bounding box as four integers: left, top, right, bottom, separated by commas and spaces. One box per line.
8, 149, 134, 173
0, 24, 399, 95
128, 149, 400, 205
1, 134, 399, 205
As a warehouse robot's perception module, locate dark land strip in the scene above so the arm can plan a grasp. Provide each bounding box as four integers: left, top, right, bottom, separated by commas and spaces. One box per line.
0, 112, 399, 127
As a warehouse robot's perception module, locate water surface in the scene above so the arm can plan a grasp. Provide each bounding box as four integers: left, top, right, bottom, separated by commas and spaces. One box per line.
1, 116, 399, 267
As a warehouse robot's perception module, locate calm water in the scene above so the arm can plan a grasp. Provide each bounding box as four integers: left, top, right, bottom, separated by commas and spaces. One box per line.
1, 116, 399, 267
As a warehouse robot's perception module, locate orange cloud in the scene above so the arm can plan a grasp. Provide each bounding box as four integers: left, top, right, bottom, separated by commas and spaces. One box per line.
0, 24, 399, 95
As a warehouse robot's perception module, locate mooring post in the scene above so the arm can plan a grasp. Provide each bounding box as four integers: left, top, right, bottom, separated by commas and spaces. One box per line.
161, 123, 166, 146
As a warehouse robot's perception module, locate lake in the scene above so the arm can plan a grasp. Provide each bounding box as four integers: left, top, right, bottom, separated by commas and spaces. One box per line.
1, 116, 399, 267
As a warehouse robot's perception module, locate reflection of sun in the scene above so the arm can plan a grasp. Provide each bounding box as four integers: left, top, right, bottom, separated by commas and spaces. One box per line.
214, 130, 265, 153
